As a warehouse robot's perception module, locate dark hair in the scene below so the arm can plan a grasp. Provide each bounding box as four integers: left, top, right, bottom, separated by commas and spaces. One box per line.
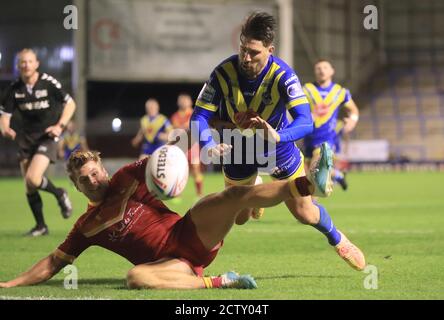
178, 92, 191, 98
314, 59, 334, 67
240, 11, 276, 47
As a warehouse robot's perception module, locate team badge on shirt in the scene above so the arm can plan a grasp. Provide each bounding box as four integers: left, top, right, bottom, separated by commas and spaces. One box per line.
287, 80, 304, 98
198, 83, 216, 103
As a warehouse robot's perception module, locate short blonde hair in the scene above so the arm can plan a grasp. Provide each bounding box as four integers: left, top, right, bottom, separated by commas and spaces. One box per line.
18, 48, 38, 61
66, 150, 102, 182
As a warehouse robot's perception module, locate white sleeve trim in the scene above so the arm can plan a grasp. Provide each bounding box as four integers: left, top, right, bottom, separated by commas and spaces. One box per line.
0, 110, 12, 117
64, 96, 73, 104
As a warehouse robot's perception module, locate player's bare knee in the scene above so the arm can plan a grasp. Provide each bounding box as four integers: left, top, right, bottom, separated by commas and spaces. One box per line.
126, 266, 156, 289
25, 174, 41, 190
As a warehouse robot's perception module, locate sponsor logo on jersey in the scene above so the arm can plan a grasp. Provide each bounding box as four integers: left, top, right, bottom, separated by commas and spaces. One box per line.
35, 89, 48, 99
287, 81, 304, 98
18, 100, 50, 111
38, 145, 48, 153
284, 73, 298, 86
15, 93, 25, 98
198, 83, 216, 103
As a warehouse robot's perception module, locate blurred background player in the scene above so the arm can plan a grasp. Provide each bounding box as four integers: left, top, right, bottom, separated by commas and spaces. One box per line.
58, 120, 89, 161
0, 48, 75, 236
190, 12, 365, 270
331, 119, 351, 188
170, 93, 204, 197
303, 60, 359, 191
131, 98, 172, 160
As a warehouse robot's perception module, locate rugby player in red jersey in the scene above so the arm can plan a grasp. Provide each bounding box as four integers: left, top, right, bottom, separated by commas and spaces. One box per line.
1, 148, 352, 290
0, 142, 366, 290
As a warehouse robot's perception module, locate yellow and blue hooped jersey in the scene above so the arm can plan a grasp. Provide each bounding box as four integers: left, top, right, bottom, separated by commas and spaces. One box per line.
192, 54, 313, 161
63, 132, 83, 160
303, 82, 351, 148
140, 114, 172, 155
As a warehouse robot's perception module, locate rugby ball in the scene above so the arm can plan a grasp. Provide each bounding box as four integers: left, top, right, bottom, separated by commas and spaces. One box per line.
145, 145, 189, 200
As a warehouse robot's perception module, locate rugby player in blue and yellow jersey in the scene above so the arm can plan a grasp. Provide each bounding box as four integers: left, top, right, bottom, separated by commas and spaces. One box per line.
190, 12, 365, 271
58, 120, 89, 161
303, 60, 360, 190
131, 98, 172, 160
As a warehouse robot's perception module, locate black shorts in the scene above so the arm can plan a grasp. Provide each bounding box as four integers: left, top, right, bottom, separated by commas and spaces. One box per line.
17, 132, 58, 163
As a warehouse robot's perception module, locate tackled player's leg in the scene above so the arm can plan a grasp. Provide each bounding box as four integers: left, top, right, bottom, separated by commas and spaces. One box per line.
127, 257, 257, 290
127, 179, 296, 290
222, 163, 263, 225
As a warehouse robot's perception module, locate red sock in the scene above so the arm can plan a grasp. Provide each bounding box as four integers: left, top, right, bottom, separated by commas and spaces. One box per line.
211, 276, 222, 288
195, 180, 203, 196
203, 276, 222, 288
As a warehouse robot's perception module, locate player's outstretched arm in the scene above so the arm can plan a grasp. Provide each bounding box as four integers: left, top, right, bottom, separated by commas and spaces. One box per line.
0, 254, 67, 288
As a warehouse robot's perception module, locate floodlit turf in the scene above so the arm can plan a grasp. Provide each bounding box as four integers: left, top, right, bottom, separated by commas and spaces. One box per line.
0, 171, 443, 300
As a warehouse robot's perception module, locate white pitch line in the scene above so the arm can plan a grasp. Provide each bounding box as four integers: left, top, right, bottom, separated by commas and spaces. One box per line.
325, 202, 444, 209
0, 295, 110, 300
237, 228, 436, 234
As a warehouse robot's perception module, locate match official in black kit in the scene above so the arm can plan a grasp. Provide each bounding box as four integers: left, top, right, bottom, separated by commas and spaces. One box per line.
0, 48, 76, 236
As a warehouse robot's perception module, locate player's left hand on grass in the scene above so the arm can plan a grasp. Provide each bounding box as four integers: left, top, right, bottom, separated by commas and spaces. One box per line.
0, 282, 12, 288
249, 116, 280, 143
45, 124, 64, 138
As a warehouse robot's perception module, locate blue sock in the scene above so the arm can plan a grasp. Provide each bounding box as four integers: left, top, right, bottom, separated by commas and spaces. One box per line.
332, 169, 344, 184
312, 203, 342, 246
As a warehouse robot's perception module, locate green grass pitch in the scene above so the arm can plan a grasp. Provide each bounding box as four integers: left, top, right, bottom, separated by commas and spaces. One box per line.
0, 171, 443, 299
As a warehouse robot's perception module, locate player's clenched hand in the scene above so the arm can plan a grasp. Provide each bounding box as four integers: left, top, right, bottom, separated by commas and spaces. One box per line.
45, 124, 63, 138
249, 116, 280, 143
207, 143, 232, 158
1, 128, 16, 141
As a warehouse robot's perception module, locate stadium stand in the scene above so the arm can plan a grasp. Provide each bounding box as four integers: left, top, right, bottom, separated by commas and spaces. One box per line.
354, 61, 444, 161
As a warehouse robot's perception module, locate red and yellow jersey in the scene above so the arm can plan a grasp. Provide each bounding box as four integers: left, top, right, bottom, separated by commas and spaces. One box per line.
170, 108, 193, 130
54, 158, 182, 265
